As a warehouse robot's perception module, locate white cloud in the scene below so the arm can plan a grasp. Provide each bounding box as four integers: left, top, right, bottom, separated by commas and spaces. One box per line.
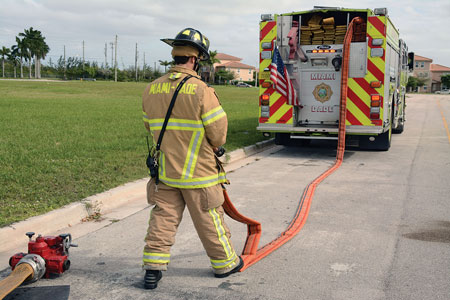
1, 0, 449, 68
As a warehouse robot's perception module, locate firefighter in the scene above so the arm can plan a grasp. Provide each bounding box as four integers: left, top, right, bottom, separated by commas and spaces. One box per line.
141, 28, 243, 289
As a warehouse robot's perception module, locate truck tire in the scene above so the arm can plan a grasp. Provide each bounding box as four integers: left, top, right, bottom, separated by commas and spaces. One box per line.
393, 97, 405, 134
392, 120, 404, 134
275, 133, 290, 145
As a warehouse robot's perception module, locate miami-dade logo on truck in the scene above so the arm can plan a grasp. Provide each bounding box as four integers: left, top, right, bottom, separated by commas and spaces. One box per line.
313, 83, 333, 103
311, 73, 336, 80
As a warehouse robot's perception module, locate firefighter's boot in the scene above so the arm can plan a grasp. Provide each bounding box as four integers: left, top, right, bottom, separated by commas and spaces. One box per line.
144, 270, 162, 289
214, 256, 244, 278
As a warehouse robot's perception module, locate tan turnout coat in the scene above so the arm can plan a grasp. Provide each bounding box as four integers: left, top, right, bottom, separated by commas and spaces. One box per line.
142, 66, 227, 189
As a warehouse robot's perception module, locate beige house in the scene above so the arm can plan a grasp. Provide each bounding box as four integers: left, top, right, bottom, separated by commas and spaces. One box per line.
430, 64, 450, 91
214, 53, 256, 82
413, 55, 433, 93
413, 55, 450, 92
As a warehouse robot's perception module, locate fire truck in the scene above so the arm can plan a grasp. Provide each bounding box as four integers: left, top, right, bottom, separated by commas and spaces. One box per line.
257, 7, 414, 150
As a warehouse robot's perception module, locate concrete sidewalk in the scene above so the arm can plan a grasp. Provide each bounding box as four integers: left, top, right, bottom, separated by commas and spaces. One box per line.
0, 139, 278, 271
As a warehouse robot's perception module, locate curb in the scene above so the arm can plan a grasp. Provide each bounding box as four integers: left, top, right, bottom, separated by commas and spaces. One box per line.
0, 139, 275, 255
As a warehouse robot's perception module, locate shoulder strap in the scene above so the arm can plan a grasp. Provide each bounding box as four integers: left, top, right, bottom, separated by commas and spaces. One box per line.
156, 75, 193, 151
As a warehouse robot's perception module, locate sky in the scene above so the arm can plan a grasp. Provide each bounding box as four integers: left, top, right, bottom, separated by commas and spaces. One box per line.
1, 0, 449, 70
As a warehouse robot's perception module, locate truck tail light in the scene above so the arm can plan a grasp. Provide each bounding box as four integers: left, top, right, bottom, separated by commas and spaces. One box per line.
370, 81, 382, 88
261, 42, 273, 50
260, 94, 270, 117
370, 95, 381, 118
370, 94, 382, 107
372, 38, 384, 46
370, 107, 380, 119
262, 82, 272, 88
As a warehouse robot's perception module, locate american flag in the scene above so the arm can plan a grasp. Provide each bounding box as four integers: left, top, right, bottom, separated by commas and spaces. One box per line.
269, 47, 299, 106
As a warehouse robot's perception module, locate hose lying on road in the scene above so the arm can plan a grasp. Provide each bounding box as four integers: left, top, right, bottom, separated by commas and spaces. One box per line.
0, 264, 34, 300
222, 18, 359, 271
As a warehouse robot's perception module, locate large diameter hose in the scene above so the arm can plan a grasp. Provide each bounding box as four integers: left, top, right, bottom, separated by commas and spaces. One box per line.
223, 17, 361, 271
0, 254, 46, 300
0, 264, 34, 300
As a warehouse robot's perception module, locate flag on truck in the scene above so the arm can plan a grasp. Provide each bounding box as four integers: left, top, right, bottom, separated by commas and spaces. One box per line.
269, 47, 298, 106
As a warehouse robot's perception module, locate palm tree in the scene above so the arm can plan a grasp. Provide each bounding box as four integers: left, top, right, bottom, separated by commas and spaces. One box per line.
19, 28, 36, 78
200, 50, 220, 83
19, 27, 50, 79
159, 60, 171, 73
0, 46, 11, 77
8, 50, 20, 78
11, 37, 26, 78
207, 50, 220, 84
34, 36, 49, 79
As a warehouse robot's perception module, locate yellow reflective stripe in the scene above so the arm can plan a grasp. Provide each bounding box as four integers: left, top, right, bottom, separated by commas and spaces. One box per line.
143, 111, 150, 122
148, 118, 204, 131
189, 131, 204, 178
201, 106, 222, 119
211, 252, 237, 269
209, 208, 233, 258
143, 252, 170, 264
202, 106, 226, 126
169, 72, 182, 80
182, 29, 190, 35
159, 152, 165, 177
181, 130, 204, 179
159, 172, 227, 189
148, 118, 202, 125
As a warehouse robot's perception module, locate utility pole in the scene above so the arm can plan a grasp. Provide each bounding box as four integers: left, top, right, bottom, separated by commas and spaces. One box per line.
135, 43, 138, 82
110, 42, 114, 67
114, 35, 118, 82
82, 40, 85, 71
63, 45, 66, 80
143, 52, 146, 79
104, 43, 107, 68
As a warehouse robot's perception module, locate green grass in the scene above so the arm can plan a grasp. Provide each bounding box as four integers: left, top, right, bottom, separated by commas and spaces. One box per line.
0, 81, 267, 226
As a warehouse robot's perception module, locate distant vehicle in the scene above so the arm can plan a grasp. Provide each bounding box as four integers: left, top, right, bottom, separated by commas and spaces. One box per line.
236, 82, 252, 87
435, 89, 450, 94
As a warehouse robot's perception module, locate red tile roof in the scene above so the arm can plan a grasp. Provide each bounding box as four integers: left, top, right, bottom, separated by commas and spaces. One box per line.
216, 61, 255, 70
216, 53, 242, 61
414, 55, 433, 62
430, 64, 450, 72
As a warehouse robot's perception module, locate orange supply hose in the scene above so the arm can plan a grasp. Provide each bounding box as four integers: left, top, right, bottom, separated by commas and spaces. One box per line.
223, 17, 360, 271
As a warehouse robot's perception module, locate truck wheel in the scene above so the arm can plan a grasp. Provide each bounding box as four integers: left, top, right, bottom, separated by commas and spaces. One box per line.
392, 120, 404, 134
275, 133, 290, 145
359, 128, 391, 151
393, 97, 405, 134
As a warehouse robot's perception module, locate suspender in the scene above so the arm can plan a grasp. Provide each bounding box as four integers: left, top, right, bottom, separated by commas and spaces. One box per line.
146, 75, 193, 185
156, 75, 193, 151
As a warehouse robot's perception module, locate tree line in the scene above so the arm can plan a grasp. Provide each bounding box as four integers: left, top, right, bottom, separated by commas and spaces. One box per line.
1, 27, 49, 79
1, 28, 240, 83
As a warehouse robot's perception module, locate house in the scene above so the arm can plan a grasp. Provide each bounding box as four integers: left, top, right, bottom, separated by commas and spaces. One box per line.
430, 64, 450, 91
413, 55, 433, 93
413, 55, 450, 92
214, 53, 256, 82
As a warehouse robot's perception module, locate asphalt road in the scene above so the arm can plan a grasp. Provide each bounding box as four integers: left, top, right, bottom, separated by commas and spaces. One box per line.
2, 93, 450, 300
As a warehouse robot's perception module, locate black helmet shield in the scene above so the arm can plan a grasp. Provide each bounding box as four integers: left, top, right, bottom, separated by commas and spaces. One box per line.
161, 28, 210, 61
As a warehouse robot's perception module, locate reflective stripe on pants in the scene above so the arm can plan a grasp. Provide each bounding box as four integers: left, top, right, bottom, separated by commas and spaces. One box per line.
143, 181, 238, 273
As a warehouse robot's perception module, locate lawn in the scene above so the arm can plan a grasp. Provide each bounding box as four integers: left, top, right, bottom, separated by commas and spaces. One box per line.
0, 80, 267, 227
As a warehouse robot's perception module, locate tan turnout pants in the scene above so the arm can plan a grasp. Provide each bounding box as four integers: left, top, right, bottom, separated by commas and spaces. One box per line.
143, 180, 239, 274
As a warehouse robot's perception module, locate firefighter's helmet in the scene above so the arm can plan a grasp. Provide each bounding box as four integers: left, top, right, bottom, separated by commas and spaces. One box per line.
161, 28, 210, 61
